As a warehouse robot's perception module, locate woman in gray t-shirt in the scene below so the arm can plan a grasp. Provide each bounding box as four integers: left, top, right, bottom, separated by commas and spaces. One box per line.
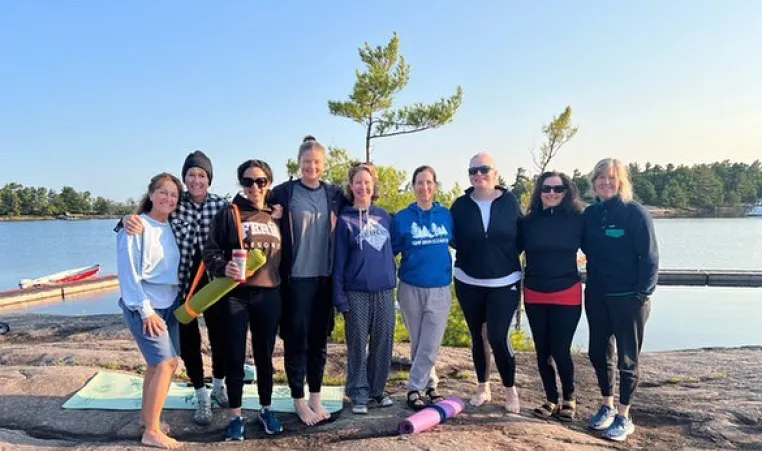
270, 135, 347, 426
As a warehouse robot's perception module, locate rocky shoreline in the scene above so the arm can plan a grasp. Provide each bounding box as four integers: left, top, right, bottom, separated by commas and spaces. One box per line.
0, 313, 760, 450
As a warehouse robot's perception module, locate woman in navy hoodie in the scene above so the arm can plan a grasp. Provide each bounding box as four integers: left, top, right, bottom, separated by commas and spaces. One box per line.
270, 136, 346, 426
333, 162, 397, 414
582, 158, 658, 443
520, 171, 585, 421
450, 152, 523, 413
391, 165, 453, 411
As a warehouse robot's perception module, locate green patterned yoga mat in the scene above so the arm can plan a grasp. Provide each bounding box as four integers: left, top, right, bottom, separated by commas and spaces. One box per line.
62, 371, 344, 413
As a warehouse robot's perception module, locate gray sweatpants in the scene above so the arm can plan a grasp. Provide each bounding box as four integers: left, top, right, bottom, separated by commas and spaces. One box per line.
344, 289, 396, 405
398, 281, 452, 392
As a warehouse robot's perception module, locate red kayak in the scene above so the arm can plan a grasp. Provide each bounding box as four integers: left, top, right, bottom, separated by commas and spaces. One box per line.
18, 264, 101, 289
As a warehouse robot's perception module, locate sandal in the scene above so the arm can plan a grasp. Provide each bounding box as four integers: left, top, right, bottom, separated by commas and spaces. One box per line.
406, 391, 426, 411
425, 387, 445, 404
557, 400, 576, 422
532, 402, 557, 419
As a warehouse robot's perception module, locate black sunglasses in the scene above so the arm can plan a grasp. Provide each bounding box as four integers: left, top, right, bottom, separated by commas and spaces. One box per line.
468, 165, 493, 176
541, 184, 568, 194
241, 177, 269, 189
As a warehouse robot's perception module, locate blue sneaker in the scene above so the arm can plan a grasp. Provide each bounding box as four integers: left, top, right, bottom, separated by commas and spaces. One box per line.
259, 408, 283, 435
602, 415, 635, 442
587, 405, 616, 430
225, 416, 245, 441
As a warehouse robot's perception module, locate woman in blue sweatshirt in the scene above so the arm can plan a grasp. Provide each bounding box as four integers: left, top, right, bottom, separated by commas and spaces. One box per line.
450, 152, 523, 413
520, 171, 585, 421
391, 166, 453, 411
582, 158, 659, 442
333, 163, 397, 414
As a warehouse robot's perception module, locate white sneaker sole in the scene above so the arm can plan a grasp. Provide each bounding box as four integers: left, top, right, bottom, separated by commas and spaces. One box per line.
588, 415, 615, 431
604, 426, 635, 442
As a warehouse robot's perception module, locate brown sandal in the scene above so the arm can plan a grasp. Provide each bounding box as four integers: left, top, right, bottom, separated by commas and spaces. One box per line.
532, 402, 557, 419
557, 400, 576, 422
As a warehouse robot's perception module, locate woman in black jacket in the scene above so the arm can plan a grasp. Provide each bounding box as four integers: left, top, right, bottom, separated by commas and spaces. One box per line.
450, 152, 523, 413
269, 136, 346, 426
520, 171, 585, 421
582, 158, 659, 442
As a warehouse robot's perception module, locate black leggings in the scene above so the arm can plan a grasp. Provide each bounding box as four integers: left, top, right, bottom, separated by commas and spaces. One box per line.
454, 280, 520, 387
585, 289, 651, 405
225, 287, 282, 409
282, 277, 334, 399
179, 298, 228, 389
525, 303, 581, 403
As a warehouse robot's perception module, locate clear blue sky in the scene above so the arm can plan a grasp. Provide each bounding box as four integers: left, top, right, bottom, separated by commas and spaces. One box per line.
1, 1, 761, 202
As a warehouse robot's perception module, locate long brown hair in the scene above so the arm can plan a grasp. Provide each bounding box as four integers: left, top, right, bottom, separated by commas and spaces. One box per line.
526, 171, 584, 217
135, 172, 183, 215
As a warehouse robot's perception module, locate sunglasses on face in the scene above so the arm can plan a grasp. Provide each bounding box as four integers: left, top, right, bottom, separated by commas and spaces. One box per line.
541, 185, 568, 194
468, 165, 492, 176
241, 177, 269, 189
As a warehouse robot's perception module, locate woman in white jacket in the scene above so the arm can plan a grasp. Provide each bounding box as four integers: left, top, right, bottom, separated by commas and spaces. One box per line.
117, 172, 183, 449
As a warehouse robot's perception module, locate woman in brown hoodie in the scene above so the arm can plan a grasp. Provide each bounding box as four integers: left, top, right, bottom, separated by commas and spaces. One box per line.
203, 159, 283, 440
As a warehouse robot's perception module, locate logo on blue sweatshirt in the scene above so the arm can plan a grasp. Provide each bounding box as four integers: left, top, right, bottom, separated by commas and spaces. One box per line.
356, 217, 390, 251
410, 221, 449, 245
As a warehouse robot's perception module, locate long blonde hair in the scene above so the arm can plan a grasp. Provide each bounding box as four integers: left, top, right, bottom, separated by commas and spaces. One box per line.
590, 158, 633, 203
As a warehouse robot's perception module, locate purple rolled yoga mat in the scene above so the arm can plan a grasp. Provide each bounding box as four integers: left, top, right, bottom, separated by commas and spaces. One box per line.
397, 407, 444, 435
439, 400, 457, 418
439, 396, 466, 419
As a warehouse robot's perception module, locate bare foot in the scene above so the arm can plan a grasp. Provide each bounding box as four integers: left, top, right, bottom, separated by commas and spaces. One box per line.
504, 386, 520, 414
141, 430, 182, 449
309, 393, 331, 421
139, 418, 170, 434
470, 383, 492, 407
294, 398, 321, 426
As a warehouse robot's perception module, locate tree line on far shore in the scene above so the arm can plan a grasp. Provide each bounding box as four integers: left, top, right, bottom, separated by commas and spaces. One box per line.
3, 157, 761, 219
0, 182, 136, 217
509, 160, 762, 212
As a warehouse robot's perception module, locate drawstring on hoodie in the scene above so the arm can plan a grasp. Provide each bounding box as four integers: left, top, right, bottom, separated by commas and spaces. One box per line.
358, 208, 368, 249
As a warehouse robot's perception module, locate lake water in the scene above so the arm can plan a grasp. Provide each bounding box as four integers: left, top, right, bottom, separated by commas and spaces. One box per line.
1, 218, 761, 351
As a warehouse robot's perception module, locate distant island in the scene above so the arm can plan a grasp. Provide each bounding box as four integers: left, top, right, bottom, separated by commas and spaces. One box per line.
0, 183, 135, 219
2, 159, 761, 220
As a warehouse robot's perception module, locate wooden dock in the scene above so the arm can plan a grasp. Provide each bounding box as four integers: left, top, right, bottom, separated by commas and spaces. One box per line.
0, 275, 119, 308
0, 269, 759, 311
581, 270, 762, 288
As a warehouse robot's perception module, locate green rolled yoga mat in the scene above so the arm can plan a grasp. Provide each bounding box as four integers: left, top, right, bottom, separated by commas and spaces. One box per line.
174, 249, 267, 324
62, 371, 344, 413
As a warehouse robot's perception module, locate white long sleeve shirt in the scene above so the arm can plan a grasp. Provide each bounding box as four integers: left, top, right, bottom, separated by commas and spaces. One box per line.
117, 214, 180, 319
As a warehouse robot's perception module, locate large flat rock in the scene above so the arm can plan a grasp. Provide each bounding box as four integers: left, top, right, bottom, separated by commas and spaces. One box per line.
1, 313, 760, 449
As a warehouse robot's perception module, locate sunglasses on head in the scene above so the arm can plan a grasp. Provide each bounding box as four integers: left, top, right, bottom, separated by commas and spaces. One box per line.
541, 184, 568, 194
468, 165, 492, 176
241, 177, 269, 189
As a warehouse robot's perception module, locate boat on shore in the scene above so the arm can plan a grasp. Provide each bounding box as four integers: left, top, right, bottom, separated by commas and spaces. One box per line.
746, 199, 762, 217
18, 264, 101, 289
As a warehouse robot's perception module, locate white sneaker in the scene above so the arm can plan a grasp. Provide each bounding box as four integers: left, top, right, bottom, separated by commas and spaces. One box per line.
193, 398, 212, 426
211, 385, 229, 408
